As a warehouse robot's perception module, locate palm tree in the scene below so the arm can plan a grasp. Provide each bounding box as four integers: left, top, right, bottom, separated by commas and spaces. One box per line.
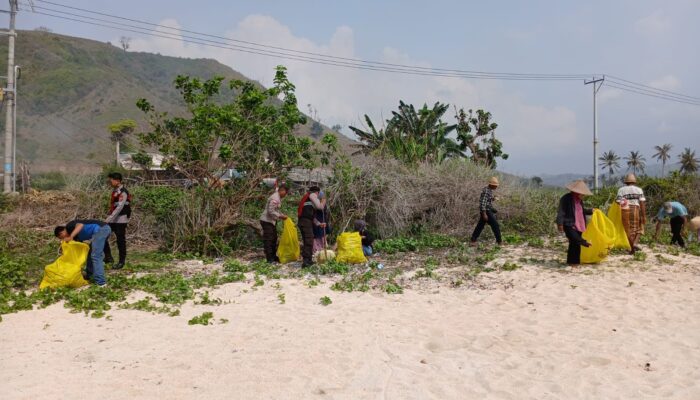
598, 150, 621, 184
678, 148, 699, 175
652, 144, 673, 176
625, 150, 646, 175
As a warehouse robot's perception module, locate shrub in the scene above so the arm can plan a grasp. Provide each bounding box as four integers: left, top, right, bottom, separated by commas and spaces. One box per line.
31, 171, 66, 191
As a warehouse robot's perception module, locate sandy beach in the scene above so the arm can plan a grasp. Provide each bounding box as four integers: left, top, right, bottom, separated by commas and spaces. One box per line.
2, 248, 700, 400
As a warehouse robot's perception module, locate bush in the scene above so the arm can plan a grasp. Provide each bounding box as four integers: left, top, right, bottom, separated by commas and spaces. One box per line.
32, 172, 66, 191
0, 254, 31, 291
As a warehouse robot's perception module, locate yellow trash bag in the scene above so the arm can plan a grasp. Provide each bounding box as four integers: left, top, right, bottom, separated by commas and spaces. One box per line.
581, 209, 617, 264
607, 202, 631, 251
40, 241, 90, 289
277, 218, 300, 264
336, 232, 367, 264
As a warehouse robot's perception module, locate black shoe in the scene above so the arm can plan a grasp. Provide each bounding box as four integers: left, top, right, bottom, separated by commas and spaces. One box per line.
112, 262, 125, 270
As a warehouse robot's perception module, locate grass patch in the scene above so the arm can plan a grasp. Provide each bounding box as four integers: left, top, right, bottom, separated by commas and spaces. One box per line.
188, 311, 214, 326
319, 296, 332, 306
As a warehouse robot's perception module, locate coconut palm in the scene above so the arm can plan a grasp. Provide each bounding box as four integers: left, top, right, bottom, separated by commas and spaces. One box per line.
678, 148, 699, 175
652, 144, 673, 176
624, 150, 646, 175
598, 150, 621, 184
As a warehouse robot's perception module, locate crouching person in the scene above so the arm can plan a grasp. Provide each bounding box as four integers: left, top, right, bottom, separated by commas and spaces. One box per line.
54, 220, 112, 287
355, 220, 375, 256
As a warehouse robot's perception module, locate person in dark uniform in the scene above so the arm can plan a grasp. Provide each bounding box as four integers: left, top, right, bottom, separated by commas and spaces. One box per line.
103, 172, 131, 270
297, 186, 322, 267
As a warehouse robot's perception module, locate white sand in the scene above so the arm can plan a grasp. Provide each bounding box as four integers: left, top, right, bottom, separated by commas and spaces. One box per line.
2, 258, 700, 399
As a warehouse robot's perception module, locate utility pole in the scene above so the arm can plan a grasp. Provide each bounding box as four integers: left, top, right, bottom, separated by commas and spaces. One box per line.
584, 76, 604, 192
2, 0, 17, 193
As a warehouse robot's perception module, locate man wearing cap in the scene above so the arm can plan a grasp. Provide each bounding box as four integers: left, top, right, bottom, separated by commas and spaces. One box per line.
616, 173, 647, 254
654, 201, 688, 248
470, 177, 502, 246
298, 186, 323, 267
556, 180, 593, 266
260, 183, 289, 263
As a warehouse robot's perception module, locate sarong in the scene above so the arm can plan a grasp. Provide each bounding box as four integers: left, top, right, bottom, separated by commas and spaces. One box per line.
621, 205, 644, 236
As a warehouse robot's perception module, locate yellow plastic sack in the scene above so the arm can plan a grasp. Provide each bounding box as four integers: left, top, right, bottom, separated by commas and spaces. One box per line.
40, 241, 90, 289
336, 232, 367, 264
277, 218, 300, 264
607, 202, 631, 251
581, 209, 617, 264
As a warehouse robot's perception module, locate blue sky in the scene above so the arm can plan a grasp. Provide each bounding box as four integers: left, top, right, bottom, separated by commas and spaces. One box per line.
14, 0, 700, 175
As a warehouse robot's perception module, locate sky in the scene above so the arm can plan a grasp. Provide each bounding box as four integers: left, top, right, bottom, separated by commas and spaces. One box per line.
12, 0, 700, 176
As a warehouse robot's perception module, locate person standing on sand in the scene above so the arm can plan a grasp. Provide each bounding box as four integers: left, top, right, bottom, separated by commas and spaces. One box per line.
470, 177, 502, 246
556, 180, 593, 266
54, 219, 112, 287
260, 183, 289, 263
298, 186, 323, 267
103, 172, 131, 270
654, 201, 688, 248
616, 173, 647, 254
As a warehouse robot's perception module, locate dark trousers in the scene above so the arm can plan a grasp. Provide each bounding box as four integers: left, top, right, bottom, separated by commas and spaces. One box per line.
471, 210, 502, 244
670, 216, 686, 247
261, 221, 278, 262
564, 225, 585, 265
299, 217, 315, 265
103, 223, 127, 264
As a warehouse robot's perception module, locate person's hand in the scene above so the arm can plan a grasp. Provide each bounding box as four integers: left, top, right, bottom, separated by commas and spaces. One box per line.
320, 223, 327, 228
280, 214, 288, 220
558, 225, 564, 234
481, 213, 488, 222
63, 237, 72, 243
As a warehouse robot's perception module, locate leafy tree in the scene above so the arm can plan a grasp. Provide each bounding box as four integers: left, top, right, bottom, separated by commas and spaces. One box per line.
652, 144, 673, 176
132, 150, 153, 170
530, 176, 543, 187
331, 124, 342, 132
119, 36, 131, 52
679, 148, 699, 175
624, 150, 646, 175
455, 108, 508, 169
108, 119, 137, 165
310, 121, 323, 138
598, 150, 621, 183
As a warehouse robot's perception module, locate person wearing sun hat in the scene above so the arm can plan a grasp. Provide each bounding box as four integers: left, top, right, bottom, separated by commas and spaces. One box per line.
470, 176, 502, 246
654, 201, 688, 247
616, 173, 647, 254
556, 180, 594, 266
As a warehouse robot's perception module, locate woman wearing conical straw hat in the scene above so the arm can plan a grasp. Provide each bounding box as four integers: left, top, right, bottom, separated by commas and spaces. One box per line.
616, 173, 647, 254
556, 180, 594, 266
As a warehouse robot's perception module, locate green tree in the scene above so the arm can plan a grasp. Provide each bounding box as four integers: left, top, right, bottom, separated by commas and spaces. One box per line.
678, 148, 699, 175
108, 119, 137, 165
652, 144, 673, 176
624, 150, 646, 175
598, 150, 621, 184
455, 108, 508, 169
531, 176, 543, 187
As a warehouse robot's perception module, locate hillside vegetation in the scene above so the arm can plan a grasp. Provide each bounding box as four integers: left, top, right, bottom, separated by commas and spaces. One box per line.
0, 30, 352, 171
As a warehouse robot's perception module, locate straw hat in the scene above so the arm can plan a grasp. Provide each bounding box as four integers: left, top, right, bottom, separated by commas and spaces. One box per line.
624, 173, 637, 184
565, 180, 593, 196
488, 176, 500, 187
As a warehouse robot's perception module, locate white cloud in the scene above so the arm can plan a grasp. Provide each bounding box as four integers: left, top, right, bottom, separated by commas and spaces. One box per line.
648, 75, 680, 91
125, 15, 579, 165
634, 11, 671, 36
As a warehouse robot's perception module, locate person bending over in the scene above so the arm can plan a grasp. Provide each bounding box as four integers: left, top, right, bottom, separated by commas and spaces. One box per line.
54, 219, 112, 287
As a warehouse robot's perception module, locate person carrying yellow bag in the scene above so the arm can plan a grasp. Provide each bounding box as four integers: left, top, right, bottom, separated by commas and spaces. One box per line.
556, 180, 593, 266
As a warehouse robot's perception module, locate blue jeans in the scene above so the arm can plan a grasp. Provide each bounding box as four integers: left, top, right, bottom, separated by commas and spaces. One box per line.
363, 245, 373, 256
85, 225, 112, 286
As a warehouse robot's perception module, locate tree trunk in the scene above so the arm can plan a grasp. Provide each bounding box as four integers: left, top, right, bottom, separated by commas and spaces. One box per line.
116, 141, 120, 166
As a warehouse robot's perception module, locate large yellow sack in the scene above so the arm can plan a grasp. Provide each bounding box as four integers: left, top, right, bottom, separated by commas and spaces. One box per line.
277, 218, 300, 264
336, 232, 367, 264
40, 241, 90, 289
581, 209, 617, 264
607, 202, 631, 251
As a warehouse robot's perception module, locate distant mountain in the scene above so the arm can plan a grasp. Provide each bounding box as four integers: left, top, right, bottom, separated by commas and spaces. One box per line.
0, 30, 357, 172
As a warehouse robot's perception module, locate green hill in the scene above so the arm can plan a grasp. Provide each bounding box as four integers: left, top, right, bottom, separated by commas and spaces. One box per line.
0, 30, 354, 172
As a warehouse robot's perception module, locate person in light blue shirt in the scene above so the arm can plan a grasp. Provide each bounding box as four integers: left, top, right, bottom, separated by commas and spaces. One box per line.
654, 201, 688, 247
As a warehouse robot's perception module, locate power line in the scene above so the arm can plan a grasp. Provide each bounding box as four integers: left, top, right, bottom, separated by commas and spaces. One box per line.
605, 82, 700, 106
607, 75, 700, 102
27, 9, 588, 81
31, 0, 589, 79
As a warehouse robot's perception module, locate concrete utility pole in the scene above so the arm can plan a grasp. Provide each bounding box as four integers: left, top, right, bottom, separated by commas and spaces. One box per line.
2, 0, 17, 193
584, 76, 604, 192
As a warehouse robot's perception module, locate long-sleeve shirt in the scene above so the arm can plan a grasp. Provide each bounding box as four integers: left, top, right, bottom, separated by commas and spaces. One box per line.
260, 192, 284, 224
478, 187, 495, 212
106, 185, 129, 224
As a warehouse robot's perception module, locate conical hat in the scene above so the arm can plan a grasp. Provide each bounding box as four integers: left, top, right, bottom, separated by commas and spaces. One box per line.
488, 176, 500, 186
624, 173, 637, 184
565, 180, 593, 196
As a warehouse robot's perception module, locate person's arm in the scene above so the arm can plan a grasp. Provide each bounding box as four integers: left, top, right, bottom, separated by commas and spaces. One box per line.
681, 215, 688, 236
640, 201, 647, 225
66, 223, 84, 242
105, 191, 127, 223
309, 193, 323, 210
268, 197, 286, 220
479, 190, 489, 221
654, 219, 662, 241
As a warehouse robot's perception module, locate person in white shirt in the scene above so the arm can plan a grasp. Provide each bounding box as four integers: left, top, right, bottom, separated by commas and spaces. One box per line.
616, 174, 647, 254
